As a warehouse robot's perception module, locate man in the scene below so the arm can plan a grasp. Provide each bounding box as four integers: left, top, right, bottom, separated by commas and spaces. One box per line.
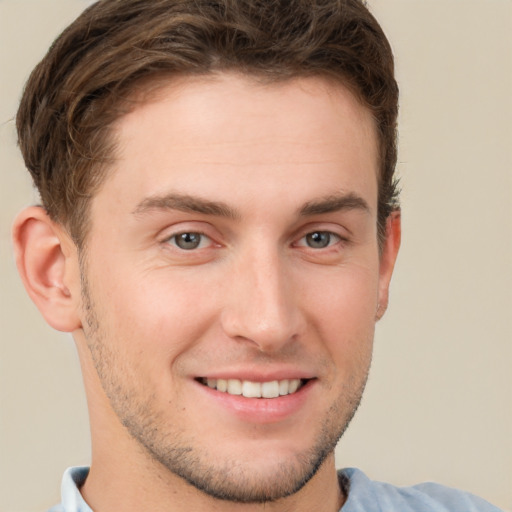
11, 0, 503, 511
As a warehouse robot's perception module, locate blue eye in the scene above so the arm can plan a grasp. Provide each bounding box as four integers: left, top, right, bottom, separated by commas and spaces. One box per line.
169, 232, 209, 250
303, 231, 340, 249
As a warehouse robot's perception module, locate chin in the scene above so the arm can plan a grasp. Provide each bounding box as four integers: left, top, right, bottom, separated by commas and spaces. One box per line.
131, 405, 347, 504
151, 442, 334, 503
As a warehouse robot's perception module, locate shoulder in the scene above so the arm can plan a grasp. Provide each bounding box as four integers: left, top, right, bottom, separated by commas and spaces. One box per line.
46, 467, 92, 512
339, 468, 504, 512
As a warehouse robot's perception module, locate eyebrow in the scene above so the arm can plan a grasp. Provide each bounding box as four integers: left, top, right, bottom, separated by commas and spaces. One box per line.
132, 193, 239, 220
298, 193, 371, 217
132, 191, 370, 220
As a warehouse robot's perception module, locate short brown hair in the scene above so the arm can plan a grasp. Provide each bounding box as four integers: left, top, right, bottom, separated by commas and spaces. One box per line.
17, 0, 399, 247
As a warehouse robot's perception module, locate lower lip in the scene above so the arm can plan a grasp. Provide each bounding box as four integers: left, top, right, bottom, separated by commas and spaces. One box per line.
194, 380, 316, 424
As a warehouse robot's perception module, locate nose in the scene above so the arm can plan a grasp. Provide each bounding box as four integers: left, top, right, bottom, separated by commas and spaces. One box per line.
220, 247, 303, 352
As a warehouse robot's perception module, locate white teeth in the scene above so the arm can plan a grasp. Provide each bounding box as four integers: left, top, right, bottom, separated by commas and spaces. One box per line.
227, 379, 242, 395
261, 380, 280, 398
288, 379, 299, 393
242, 380, 262, 398
203, 378, 303, 398
279, 380, 289, 395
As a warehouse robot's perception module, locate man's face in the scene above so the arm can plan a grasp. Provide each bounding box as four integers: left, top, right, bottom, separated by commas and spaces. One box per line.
75, 74, 395, 502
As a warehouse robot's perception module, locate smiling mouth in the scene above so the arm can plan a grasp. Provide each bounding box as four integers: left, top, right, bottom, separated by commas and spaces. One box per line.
198, 378, 308, 399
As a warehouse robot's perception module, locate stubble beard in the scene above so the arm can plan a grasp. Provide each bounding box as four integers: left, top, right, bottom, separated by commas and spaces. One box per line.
80, 269, 370, 504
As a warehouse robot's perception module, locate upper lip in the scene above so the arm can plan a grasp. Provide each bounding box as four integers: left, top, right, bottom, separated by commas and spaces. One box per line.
194, 368, 316, 382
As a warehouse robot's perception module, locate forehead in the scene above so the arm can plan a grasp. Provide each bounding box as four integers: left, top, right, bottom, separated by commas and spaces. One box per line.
118, 73, 377, 159
97, 73, 378, 217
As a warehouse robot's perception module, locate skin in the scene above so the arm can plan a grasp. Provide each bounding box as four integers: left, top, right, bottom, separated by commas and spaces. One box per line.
13, 73, 400, 512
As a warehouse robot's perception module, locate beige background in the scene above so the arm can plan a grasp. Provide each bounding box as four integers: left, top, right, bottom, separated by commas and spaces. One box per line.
1, 0, 511, 510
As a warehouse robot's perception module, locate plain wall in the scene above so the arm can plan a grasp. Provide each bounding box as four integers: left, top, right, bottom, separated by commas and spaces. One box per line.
1, 1, 511, 511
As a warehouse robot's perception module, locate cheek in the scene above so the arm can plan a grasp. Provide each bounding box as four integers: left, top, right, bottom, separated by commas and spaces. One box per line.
87, 261, 219, 360
299, 262, 379, 354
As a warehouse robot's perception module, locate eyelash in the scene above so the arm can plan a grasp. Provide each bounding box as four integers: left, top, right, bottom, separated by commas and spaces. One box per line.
295, 231, 343, 250
164, 231, 213, 251
163, 229, 344, 252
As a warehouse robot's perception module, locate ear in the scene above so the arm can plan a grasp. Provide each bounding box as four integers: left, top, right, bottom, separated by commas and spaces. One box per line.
376, 210, 401, 320
12, 206, 82, 332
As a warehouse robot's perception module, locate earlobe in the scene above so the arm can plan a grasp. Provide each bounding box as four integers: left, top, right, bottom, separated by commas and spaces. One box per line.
376, 210, 401, 320
12, 206, 82, 332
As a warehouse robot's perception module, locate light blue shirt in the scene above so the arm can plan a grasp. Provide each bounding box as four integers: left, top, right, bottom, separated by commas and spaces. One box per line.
48, 466, 503, 511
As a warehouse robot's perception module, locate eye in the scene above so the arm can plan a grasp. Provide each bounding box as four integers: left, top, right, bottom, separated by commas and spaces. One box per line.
299, 231, 341, 249
167, 232, 211, 250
